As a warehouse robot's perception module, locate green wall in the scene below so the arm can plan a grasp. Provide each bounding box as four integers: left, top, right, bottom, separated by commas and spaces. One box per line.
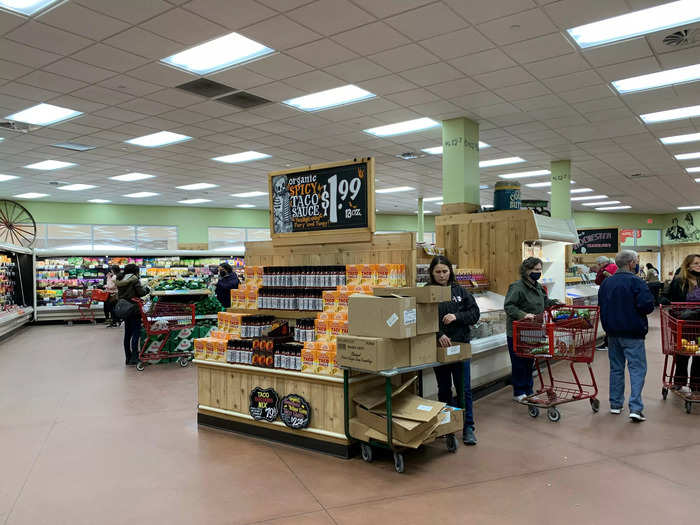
573, 212, 658, 230
24, 202, 433, 245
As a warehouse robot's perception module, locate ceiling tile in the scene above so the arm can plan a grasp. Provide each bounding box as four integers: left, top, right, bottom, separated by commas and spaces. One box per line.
0, 82, 61, 103
99, 75, 162, 97
286, 38, 358, 68
544, 0, 629, 28
369, 44, 439, 73
427, 77, 483, 99
70, 85, 134, 105
44, 58, 118, 84
451, 90, 506, 109
656, 46, 700, 69
16, 71, 88, 93
287, 0, 375, 36
242, 15, 322, 51
560, 84, 616, 104
39, 2, 130, 40
325, 58, 391, 82
356, 74, 417, 96
583, 38, 653, 67
477, 9, 558, 46
400, 63, 463, 87
502, 32, 576, 63
0, 40, 62, 69
208, 67, 272, 90
385, 3, 468, 41
104, 28, 183, 60
474, 66, 536, 89
75, 0, 172, 24
246, 54, 314, 80
158, 108, 211, 124
495, 80, 551, 101
128, 63, 195, 87
419, 27, 495, 60
6, 21, 93, 56
444, 0, 536, 25
0, 59, 33, 81
333, 22, 410, 56
246, 81, 306, 101
284, 70, 343, 91
182, 0, 276, 29
543, 70, 602, 92
144, 88, 204, 107
349, 0, 434, 18
597, 57, 660, 82
140, 8, 226, 45
119, 98, 176, 116
450, 48, 517, 76
71, 44, 150, 73
525, 53, 590, 79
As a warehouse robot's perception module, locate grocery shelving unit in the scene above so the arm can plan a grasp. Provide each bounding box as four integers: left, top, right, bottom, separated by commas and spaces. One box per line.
0, 242, 34, 338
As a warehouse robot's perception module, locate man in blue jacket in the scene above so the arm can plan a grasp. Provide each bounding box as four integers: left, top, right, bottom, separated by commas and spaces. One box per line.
598, 250, 655, 422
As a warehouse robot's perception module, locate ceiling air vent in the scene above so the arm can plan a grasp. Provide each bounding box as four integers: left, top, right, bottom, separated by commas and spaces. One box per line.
216, 91, 271, 109
176, 78, 236, 98
396, 152, 425, 160
624, 173, 654, 180
663, 28, 698, 47
0, 121, 37, 133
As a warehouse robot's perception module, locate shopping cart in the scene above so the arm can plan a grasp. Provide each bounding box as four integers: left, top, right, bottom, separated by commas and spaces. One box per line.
133, 298, 196, 372
62, 289, 95, 323
90, 289, 111, 302
512, 305, 600, 422
660, 303, 700, 413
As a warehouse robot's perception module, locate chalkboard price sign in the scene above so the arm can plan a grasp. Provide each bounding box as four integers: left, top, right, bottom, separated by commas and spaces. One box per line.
279, 393, 311, 430
249, 387, 279, 422
268, 158, 375, 241
573, 228, 619, 254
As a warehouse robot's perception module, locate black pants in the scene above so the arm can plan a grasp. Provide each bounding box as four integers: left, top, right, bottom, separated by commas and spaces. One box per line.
103, 296, 116, 322
123, 315, 141, 364
674, 355, 700, 390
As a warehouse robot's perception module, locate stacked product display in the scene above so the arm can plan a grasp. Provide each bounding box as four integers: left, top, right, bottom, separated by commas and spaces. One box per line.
455, 268, 489, 290
0, 246, 34, 337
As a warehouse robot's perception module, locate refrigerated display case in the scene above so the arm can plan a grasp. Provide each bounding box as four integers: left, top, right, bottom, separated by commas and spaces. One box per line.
0, 242, 34, 338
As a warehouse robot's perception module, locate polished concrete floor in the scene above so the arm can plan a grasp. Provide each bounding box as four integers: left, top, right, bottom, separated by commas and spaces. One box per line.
1, 312, 698, 525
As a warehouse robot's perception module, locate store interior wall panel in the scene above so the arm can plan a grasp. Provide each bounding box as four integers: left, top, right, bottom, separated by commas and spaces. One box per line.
661, 242, 700, 280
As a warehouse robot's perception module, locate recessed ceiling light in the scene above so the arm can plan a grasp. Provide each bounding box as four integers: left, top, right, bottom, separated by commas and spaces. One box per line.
284, 85, 376, 111
675, 151, 700, 160
661, 132, 700, 145
695, 178, 700, 182
415, 210, 432, 214
88, 199, 111, 203
687, 167, 700, 173
364, 118, 439, 137
125, 131, 191, 148
480, 157, 525, 168
6, 103, 82, 126
421, 142, 490, 155
582, 200, 621, 206
179, 198, 212, 204
571, 194, 608, 201
612, 64, 700, 94
548, 188, 593, 194
176, 182, 219, 190
0, 174, 19, 182
422, 197, 443, 202
596, 205, 631, 211
480, 185, 489, 189
678, 205, 700, 210
213, 151, 271, 163
0, 0, 61, 16
641, 104, 700, 124
57, 184, 97, 191
109, 173, 156, 182
376, 186, 415, 194
499, 169, 550, 179
51, 142, 96, 151
161, 32, 274, 75
566, 0, 700, 49
231, 191, 268, 198
14, 192, 48, 199
124, 192, 159, 198
236, 204, 255, 208
526, 180, 576, 188
24, 160, 75, 170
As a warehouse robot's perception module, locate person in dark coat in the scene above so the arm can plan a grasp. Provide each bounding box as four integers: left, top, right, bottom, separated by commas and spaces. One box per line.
429, 255, 480, 445
116, 263, 149, 366
215, 263, 239, 308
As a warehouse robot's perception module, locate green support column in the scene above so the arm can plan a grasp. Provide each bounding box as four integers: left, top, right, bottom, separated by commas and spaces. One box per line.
442, 117, 480, 206
417, 197, 425, 243
550, 160, 572, 219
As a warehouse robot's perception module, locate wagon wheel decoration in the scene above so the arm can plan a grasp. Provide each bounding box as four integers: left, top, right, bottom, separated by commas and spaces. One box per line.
0, 200, 37, 248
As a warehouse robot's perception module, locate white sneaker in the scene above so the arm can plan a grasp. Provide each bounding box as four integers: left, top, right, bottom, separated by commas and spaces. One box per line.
629, 412, 646, 422
680, 386, 692, 394
513, 394, 527, 403
610, 407, 622, 414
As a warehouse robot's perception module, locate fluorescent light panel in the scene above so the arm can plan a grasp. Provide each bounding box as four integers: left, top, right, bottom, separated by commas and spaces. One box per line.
179, 199, 212, 204
57, 184, 96, 191
571, 194, 608, 201
161, 32, 274, 75
6, 103, 82, 126
110, 173, 155, 182
124, 192, 159, 198
582, 201, 621, 206
88, 199, 111, 203
25, 160, 75, 170
375, 186, 414, 194
499, 169, 550, 179
14, 192, 47, 199
364, 118, 439, 137
596, 205, 631, 210
421, 142, 490, 155
567, 0, 700, 49
126, 131, 191, 148
548, 188, 593, 194
0, 0, 61, 15
675, 152, 700, 160
480, 157, 525, 168
641, 104, 700, 124
661, 132, 700, 145
0, 174, 19, 182
612, 64, 700, 94
51, 142, 95, 151
284, 85, 375, 111
176, 182, 218, 190
213, 151, 270, 163
687, 167, 700, 173
526, 180, 576, 188
236, 204, 255, 208
422, 197, 443, 202
678, 205, 700, 210
231, 191, 267, 198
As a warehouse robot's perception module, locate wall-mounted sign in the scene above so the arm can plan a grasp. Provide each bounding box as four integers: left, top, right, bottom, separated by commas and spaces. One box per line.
279, 393, 311, 430
249, 387, 279, 422
573, 228, 619, 254
268, 158, 375, 245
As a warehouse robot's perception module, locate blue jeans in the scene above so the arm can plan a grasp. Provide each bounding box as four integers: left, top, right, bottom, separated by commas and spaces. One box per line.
123, 315, 141, 364
507, 336, 533, 396
608, 337, 647, 413
434, 360, 474, 428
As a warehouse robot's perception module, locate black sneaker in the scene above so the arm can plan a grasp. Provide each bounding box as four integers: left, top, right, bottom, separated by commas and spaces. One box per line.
629, 412, 646, 422
463, 426, 477, 445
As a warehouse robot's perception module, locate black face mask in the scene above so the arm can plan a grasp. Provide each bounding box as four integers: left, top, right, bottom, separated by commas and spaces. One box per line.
529, 272, 541, 281
690, 269, 700, 277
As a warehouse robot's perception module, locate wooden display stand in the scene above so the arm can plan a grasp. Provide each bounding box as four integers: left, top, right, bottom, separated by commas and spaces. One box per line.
195, 231, 417, 457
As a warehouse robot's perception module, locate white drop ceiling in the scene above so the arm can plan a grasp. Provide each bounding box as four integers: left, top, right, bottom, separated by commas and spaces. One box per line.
0, 0, 698, 214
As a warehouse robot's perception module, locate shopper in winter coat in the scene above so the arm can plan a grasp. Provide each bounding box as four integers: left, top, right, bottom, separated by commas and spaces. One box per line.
664, 254, 700, 393
215, 263, 239, 308
504, 257, 559, 402
595, 256, 618, 350
645, 263, 662, 305
598, 250, 655, 422
430, 255, 480, 446
103, 265, 120, 327
116, 263, 149, 366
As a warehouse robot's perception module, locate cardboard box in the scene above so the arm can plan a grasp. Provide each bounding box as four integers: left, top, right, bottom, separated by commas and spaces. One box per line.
430, 406, 465, 437
348, 294, 417, 339
356, 405, 440, 445
410, 333, 437, 366
437, 342, 472, 363
373, 285, 451, 303
416, 303, 438, 335
372, 393, 445, 422
337, 335, 410, 372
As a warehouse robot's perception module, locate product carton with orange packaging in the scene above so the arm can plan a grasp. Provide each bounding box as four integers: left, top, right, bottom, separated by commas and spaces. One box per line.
337, 287, 350, 312
346, 264, 360, 286
375, 264, 391, 287
315, 315, 330, 342
359, 264, 377, 285
315, 341, 336, 375
194, 338, 207, 360
246, 288, 258, 310
301, 342, 317, 374
323, 290, 339, 312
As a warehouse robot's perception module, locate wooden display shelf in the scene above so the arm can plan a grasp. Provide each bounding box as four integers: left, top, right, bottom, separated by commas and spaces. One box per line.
227, 308, 319, 319
194, 359, 344, 383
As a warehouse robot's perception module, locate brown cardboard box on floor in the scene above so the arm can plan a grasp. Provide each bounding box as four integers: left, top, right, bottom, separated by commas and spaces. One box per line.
409, 333, 437, 366
348, 294, 417, 339
437, 342, 471, 363
372, 393, 445, 422
430, 406, 464, 438
336, 335, 410, 372
373, 286, 451, 303
416, 303, 438, 334
363, 418, 442, 448
356, 405, 438, 444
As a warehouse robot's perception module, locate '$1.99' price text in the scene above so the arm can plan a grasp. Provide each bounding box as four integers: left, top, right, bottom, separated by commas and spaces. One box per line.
321, 175, 362, 223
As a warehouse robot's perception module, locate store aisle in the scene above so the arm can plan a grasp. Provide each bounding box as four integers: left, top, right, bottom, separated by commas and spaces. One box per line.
1, 313, 698, 525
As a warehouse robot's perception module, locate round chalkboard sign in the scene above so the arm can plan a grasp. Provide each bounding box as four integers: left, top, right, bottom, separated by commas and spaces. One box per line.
249, 387, 279, 422
279, 393, 311, 429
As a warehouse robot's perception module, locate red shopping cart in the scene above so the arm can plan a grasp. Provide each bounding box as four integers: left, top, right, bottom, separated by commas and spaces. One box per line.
133, 298, 196, 372
91, 289, 111, 302
62, 289, 95, 323
512, 305, 600, 422
660, 303, 700, 413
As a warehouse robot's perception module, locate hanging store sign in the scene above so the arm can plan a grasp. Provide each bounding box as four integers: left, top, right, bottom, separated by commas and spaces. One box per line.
249, 387, 279, 422
279, 393, 311, 429
573, 228, 619, 254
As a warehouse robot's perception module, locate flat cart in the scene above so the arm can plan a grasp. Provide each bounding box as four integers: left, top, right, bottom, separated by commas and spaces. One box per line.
342, 361, 465, 474
513, 305, 600, 422
133, 298, 196, 372
61, 289, 95, 323
660, 303, 700, 413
